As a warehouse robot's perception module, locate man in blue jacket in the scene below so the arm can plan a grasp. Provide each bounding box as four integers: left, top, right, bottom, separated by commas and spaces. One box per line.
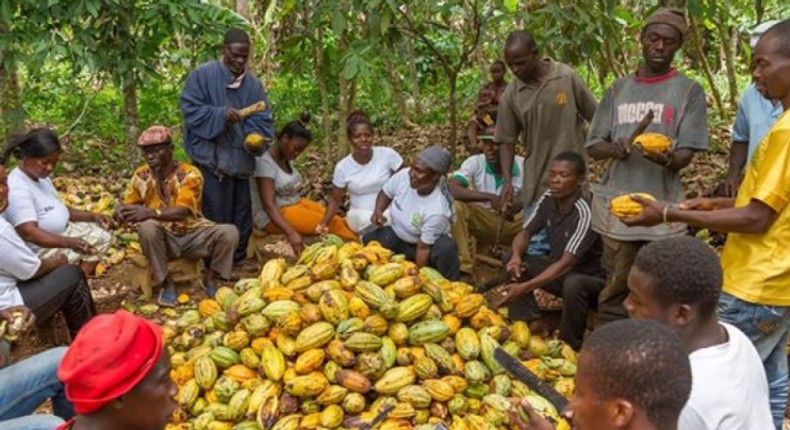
180, 28, 274, 265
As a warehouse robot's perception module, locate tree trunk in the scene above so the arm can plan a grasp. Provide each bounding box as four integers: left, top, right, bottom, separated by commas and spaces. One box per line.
315, 44, 332, 164
448, 71, 458, 156
756, 0, 765, 23
718, 24, 739, 110
384, 53, 415, 128
0, 59, 24, 142
406, 38, 423, 118
122, 77, 140, 164
235, 0, 250, 19
688, 16, 725, 119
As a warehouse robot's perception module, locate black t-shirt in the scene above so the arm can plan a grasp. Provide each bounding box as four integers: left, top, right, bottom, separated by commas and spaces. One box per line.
524, 190, 603, 276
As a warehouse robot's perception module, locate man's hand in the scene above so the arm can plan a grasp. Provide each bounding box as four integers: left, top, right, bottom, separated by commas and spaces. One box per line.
509, 399, 557, 430
225, 108, 242, 123
371, 211, 387, 227
485, 282, 526, 309
499, 182, 514, 209
488, 194, 504, 213
619, 194, 668, 227
642, 148, 673, 168
286, 231, 304, 256
717, 176, 741, 198
506, 255, 524, 279
94, 213, 113, 229
606, 137, 631, 160
118, 205, 156, 223
679, 197, 734, 211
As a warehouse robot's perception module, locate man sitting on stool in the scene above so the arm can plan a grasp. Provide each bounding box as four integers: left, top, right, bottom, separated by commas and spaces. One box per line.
114, 125, 238, 306
486, 151, 604, 351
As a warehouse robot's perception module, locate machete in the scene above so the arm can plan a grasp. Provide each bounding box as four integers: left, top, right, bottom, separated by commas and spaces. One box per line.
493, 347, 569, 412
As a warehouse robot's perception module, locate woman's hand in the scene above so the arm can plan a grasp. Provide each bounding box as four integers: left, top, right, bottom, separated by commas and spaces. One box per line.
0, 306, 36, 333
93, 213, 113, 229
67, 237, 97, 255
286, 231, 304, 255
315, 223, 329, 235
371, 211, 387, 226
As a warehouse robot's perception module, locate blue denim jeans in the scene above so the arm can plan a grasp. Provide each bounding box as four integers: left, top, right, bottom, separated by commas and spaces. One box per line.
523, 202, 550, 256
718, 292, 790, 430
0, 347, 73, 428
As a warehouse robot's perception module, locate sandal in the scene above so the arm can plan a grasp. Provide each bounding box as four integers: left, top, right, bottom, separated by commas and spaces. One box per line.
202, 279, 218, 298
157, 289, 177, 307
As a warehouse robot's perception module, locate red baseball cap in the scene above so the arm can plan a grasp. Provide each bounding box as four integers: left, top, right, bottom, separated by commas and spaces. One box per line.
57, 311, 164, 414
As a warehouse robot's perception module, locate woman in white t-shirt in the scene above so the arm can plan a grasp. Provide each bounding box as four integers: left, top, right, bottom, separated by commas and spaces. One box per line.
251, 115, 357, 255
3, 129, 112, 276
364, 145, 460, 280
0, 160, 96, 340
317, 111, 403, 234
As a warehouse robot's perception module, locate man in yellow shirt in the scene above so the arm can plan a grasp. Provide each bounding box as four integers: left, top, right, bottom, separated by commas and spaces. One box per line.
620, 19, 790, 429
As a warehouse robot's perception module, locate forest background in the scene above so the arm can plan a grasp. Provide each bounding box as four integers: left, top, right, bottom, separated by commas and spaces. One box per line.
1, 0, 789, 179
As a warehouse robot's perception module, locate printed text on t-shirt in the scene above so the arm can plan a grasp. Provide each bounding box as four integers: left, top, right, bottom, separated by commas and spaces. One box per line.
617, 102, 674, 126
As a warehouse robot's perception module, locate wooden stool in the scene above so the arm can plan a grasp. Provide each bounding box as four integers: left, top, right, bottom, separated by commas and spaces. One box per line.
247, 227, 268, 261
128, 254, 203, 299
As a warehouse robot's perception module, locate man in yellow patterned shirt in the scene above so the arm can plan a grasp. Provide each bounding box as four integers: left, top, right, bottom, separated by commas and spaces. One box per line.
115, 125, 238, 307
620, 19, 790, 429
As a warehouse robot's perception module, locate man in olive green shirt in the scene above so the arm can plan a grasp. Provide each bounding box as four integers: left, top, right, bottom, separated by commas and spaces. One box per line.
495, 30, 598, 254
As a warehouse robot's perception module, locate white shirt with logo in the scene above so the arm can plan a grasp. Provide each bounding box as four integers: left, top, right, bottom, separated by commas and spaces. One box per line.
382, 169, 451, 245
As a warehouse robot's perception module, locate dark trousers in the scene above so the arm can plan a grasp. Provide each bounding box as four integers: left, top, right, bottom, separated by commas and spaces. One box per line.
18, 265, 97, 339
362, 226, 460, 281
508, 255, 604, 350
598, 236, 648, 325
198, 164, 252, 263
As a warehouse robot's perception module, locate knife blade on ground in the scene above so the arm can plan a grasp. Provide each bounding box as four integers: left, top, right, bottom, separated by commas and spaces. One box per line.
493, 347, 570, 412
359, 403, 394, 430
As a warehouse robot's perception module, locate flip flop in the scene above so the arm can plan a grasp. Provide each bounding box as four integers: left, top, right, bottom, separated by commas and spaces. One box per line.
158, 289, 177, 307
202, 279, 218, 298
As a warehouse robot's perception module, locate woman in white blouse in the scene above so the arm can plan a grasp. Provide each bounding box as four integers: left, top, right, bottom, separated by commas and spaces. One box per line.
317, 111, 403, 235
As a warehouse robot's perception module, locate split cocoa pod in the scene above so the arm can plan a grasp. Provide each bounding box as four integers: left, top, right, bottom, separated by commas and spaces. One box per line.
609, 193, 656, 218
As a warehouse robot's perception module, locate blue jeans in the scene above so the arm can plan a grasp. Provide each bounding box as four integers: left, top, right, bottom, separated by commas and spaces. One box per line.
718, 292, 790, 430
0, 347, 73, 428
523, 202, 550, 256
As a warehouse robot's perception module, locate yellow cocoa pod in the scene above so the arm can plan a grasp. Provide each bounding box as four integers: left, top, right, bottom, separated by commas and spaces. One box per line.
319, 289, 350, 325
319, 404, 345, 428
262, 287, 294, 301
610, 193, 656, 218
391, 276, 422, 299
423, 378, 455, 402
294, 349, 326, 374
250, 337, 273, 355
374, 366, 416, 394
259, 258, 286, 284
244, 133, 267, 152
339, 259, 361, 289
171, 362, 194, 386
454, 294, 484, 318
277, 311, 302, 337
295, 322, 335, 352
363, 314, 389, 336
348, 296, 372, 319
261, 345, 286, 381
635, 132, 672, 154
442, 374, 469, 393
326, 339, 356, 367
299, 412, 322, 429
316, 384, 349, 405
285, 372, 329, 397
223, 364, 257, 382
198, 299, 222, 317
